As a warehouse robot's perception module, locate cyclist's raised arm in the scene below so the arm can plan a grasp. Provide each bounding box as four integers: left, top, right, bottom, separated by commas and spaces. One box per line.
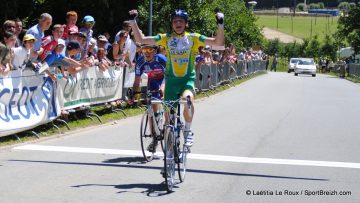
129, 10, 156, 45
204, 12, 225, 46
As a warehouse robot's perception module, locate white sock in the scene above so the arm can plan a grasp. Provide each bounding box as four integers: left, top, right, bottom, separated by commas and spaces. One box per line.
185, 122, 191, 131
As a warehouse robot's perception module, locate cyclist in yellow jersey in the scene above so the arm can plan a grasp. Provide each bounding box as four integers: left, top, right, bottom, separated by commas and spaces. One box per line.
129, 9, 224, 147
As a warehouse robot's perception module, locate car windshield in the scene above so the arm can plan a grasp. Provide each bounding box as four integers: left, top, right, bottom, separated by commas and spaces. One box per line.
298, 59, 314, 65
290, 59, 299, 64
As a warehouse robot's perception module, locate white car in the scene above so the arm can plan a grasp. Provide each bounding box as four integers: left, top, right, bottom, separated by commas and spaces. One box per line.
288, 58, 300, 73
294, 58, 316, 77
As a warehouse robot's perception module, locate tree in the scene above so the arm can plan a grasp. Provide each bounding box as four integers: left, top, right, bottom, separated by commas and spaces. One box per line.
305, 35, 321, 59
321, 34, 337, 61
284, 41, 301, 59
337, 3, 360, 55
264, 38, 281, 56
138, 0, 265, 50
296, 3, 306, 11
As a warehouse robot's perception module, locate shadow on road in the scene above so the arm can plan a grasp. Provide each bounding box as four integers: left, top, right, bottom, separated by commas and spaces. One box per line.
72, 183, 174, 196
8, 159, 329, 182
103, 156, 148, 164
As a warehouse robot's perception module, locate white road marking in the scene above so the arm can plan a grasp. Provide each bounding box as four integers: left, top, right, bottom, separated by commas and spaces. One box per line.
13, 144, 360, 169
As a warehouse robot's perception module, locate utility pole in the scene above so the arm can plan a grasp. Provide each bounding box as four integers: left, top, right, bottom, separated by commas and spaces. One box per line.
276, 0, 279, 29
149, 0, 153, 35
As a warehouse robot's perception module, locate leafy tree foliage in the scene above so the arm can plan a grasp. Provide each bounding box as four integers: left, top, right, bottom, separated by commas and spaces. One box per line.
337, 3, 360, 55
138, 0, 264, 50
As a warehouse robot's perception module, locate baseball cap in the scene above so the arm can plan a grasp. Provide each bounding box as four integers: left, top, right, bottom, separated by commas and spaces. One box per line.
67, 40, 80, 50
22, 34, 37, 42
97, 35, 108, 42
77, 32, 86, 38
83, 15, 95, 23
57, 39, 66, 47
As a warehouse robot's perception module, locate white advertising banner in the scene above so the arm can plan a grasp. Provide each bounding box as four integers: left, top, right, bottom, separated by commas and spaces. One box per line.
0, 69, 60, 137
57, 66, 124, 110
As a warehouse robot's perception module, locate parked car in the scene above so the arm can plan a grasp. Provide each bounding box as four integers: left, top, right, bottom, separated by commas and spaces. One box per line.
294, 58, 316, 77
288, 58, 300, 73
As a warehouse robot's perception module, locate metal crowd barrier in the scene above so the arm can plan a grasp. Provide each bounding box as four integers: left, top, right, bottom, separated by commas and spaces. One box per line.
195, 59, 267, 92
349, 64, 360, 78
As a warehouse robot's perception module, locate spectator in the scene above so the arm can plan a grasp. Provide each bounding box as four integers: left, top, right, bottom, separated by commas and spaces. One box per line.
196, 46, 205, 64
157, 45, 166, 57
66, 31, 83, 61
262, 54, 269, 71
38, 39, 83, 80
79, 15, 95, 59
220, 47, 230, 64
112, 30, 128, 67
2, 20, 16, 34
102, 32, 112, 52
212, 51, 220, 63
26, 13, 52, 57
62, 40, 83, 77
239, 50, 245, 61
134, 43, 142, 61
95, 48, 112, 72
88, 37, 97, 57
97, 35, 108, 50
63, 11, 78, 40
271, 54, 278, 72
39, 24, 64, 61
12, 34, 36, 70
14, 18, 23, 47
0, 31, 16, 75
203, 46, 215, 65
114, 21, 136, 64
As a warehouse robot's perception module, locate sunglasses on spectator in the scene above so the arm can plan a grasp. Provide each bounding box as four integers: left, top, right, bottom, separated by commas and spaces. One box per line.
85, 21, 94, 26
141, 48, 155, 53
7, 26, 15, 29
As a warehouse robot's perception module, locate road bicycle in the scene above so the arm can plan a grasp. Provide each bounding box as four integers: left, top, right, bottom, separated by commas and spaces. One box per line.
162, 95, 192, 192
139, 90, 164, 162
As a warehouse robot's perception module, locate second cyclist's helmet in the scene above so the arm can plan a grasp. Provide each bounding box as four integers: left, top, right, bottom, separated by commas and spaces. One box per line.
170, 9, 189, 22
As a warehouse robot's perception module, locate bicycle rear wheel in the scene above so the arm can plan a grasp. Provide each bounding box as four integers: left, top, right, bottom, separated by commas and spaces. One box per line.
140, 112, 155, 162
163, 126, 176, 192
177, 130, 188, 182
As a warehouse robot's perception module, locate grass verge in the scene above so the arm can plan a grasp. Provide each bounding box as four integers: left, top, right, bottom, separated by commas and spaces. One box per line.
256, 14, 338, 41
0, 71, 266, 147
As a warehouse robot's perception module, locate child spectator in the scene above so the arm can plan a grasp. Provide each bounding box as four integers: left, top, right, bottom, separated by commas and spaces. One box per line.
39, 24, 64, 61
37, 39, 82, 80
12, 34, 36, 70
79, 15, 95, 59
63, 11, 78, 40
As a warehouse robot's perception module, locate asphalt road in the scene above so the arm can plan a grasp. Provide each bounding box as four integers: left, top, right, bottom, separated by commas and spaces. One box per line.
1, 72, 360, 203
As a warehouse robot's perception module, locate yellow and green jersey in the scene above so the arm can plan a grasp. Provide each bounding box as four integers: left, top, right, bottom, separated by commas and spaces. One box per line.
154, 32, 207, 80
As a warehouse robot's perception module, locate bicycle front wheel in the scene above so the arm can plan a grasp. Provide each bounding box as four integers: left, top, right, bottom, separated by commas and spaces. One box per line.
177, 130, 188, 182
163, 126, 176, 192
140, 112, 155, 162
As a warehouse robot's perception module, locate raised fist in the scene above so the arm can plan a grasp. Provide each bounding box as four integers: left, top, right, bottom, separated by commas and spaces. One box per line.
216, 12, 224, 25
129, 10, 138, 20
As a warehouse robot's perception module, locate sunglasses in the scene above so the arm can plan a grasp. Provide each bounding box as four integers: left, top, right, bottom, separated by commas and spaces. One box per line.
141, 47, 155, 53
85, 22, 94, 26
